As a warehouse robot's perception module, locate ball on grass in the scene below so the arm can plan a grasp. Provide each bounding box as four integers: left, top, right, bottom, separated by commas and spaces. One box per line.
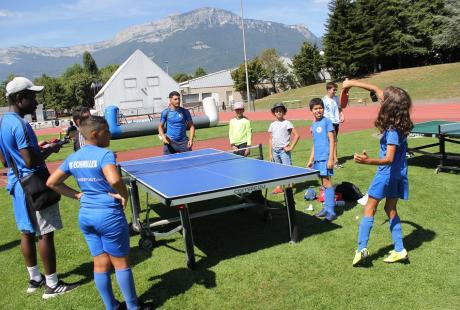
355, 216, 360, 220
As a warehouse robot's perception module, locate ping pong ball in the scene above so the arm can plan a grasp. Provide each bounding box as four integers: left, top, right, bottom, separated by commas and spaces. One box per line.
355, 216, 359, 220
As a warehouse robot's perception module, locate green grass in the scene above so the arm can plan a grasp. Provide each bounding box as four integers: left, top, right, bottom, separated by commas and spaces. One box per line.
40, 120, 311, 162
255, 62, 460, 110
1, 129, 459, 309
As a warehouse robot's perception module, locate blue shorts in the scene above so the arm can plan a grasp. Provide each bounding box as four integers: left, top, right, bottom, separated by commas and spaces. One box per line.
368, 173, 409, 200
313, 160, 333, 177
78, 207, 130, 257
272, 147, 292, 165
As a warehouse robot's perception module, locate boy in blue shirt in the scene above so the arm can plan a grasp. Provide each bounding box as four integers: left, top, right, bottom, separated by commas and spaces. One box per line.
0, 77, 79, 298
158, 91, 195, 155
306, 98, 337, 222
47, 116, 148, 309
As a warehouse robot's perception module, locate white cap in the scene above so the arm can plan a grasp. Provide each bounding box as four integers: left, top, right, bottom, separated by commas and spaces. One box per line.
233, 101, 244, 110
6, 77, 44, 97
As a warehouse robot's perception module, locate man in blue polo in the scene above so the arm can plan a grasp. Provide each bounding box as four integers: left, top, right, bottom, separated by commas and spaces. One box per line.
158, 91, 195, 155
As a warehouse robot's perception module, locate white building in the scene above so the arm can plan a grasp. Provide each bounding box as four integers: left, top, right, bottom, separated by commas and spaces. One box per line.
179, 69, 242, 110
94, 49, 179, 116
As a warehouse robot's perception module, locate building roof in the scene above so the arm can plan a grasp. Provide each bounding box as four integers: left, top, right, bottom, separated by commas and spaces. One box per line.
179, 69, 235, 89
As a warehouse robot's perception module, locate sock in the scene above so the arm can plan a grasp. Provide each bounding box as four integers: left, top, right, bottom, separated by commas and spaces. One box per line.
45, 273, 59, 288
94, 271, 117, 310
357, 216, 374, 252
115, 268, 138, 309
27, 265, 42, 282
389, 215, 404, 252
324, 187, 336, 216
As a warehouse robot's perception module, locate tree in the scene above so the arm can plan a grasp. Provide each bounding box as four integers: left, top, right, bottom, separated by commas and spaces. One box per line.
291, 42, 323, 86
194, 67, 207, 78
173, 72, 192, 83
62, 64, 84, 79
323, 0, 359, 79
0, 75, 15, 107
433, 0, 460, 61
231, 57, 266, 100
62, 72, 95, 109
83, 51, 99, 76
34, 75, 71, 113
98, 64, 119, 83
259, 48, 289, 93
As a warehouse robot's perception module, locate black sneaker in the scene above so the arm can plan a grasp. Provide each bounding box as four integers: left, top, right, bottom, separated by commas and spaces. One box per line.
27, 274, 45, 293
42, 280, 80, 299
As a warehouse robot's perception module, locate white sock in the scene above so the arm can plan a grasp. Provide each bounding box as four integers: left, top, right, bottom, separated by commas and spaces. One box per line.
45, 273, 59, 288
27, 265, 42, 282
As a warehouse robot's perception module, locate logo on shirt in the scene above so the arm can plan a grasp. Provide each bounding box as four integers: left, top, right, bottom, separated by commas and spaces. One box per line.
69, 160, 97, 169
316, 126, 322, 133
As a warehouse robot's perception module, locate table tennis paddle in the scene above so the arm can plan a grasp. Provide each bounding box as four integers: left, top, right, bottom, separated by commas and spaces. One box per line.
340, 88, 349, 108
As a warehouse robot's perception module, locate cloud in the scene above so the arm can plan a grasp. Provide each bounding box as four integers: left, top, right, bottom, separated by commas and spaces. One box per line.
0, 9, 17, 17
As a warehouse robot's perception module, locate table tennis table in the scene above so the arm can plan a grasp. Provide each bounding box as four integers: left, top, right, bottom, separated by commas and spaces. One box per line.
119, 148, 318, 269
408, 120, 460, 173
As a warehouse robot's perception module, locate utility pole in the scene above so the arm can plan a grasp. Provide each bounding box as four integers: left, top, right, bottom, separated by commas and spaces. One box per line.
240, 0, 253, 111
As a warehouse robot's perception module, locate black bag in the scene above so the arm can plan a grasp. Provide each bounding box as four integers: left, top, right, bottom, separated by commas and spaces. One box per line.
335, 181, 364, 201
19, 168, 61, 211
0, 117, 61, 212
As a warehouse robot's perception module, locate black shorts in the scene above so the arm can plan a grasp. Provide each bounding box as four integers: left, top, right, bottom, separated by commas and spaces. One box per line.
333, 123, 340, 140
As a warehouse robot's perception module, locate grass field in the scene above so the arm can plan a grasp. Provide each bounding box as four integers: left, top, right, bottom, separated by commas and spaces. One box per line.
1, 127, 459, 309
255, 62, 460, 110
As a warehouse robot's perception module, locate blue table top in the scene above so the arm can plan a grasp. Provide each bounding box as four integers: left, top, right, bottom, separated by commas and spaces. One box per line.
120, 148, 317, 202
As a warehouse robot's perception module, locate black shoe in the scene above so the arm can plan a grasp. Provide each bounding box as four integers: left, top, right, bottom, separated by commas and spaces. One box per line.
42, 280, 80, 299
137, 301, 154, 310
116, 300, 127, 310
314, 209, 328, 218
27, 274, 45, 293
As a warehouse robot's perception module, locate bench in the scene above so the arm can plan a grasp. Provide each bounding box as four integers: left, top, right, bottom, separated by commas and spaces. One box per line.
348, 97, 369, 105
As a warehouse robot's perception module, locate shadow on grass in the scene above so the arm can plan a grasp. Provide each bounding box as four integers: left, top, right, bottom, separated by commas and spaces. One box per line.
59, 244, 155, 285
407, 154, 460, 173
357, 220, 436, 268
138, 194, 341, 307
0, 239, 20, 253
338, 155, 355, 165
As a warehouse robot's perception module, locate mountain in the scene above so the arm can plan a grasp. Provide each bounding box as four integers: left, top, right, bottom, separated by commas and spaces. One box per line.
0, 7, 321, 80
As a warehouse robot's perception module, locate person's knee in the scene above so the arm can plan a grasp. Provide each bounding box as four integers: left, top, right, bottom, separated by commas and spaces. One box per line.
110, 255, 130, 270
94, 253, 112, 272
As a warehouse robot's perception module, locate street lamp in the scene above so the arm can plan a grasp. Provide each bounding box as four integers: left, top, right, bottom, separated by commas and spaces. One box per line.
240, 0, 253, 111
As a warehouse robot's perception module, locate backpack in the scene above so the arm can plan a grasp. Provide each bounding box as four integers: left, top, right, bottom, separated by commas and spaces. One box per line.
335, 182, 364, 201
304, 187, 317, 201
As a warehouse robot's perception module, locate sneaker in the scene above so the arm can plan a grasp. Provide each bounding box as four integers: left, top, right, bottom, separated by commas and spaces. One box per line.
27, 274, 45, 293
323, 213, 337, 223
42, 280, 80, 299
314, 209, 328, 218
352, 248, 369, 267
383, 249, 408, 263
271, 187, 284, 194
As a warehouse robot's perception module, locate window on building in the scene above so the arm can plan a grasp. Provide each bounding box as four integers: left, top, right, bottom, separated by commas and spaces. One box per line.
147, 76, 160, 87
183, 94, 199, 104
202, 93, 212, 100
124, 78, 137, 88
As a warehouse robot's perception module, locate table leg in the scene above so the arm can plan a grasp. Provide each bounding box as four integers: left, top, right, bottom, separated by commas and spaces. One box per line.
439, 134, 446, 172
283, 187, 299, 243
129, 180, 141, 233
178, 204, 196, 269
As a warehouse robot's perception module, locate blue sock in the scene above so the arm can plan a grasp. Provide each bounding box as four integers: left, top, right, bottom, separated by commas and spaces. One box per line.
115, 268, 138, 310
324, 187, 336, 216
389, 216, 404, 252
357, 216, 374, 251
94, 271, 117, 310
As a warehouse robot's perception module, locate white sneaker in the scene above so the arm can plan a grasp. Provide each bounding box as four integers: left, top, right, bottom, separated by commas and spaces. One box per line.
357, 194, 368, 206
305, 204, 314, 212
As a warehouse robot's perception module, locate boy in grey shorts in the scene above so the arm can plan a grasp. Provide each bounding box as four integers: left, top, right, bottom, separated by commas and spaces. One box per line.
268, 102, 299, 194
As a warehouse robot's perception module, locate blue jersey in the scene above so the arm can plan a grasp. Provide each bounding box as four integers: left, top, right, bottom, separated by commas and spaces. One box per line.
60, 145, 121, 209
0, 112, 46, 187
377, 129, 408, 177
311, 117, 334, 161
160, 107, 192, 142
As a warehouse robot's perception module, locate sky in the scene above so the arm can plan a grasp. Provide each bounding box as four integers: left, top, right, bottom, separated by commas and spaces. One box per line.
0, 0, 330, 49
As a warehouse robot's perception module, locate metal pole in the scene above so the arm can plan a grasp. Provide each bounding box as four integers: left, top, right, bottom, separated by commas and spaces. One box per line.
240, 0, 252, 111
